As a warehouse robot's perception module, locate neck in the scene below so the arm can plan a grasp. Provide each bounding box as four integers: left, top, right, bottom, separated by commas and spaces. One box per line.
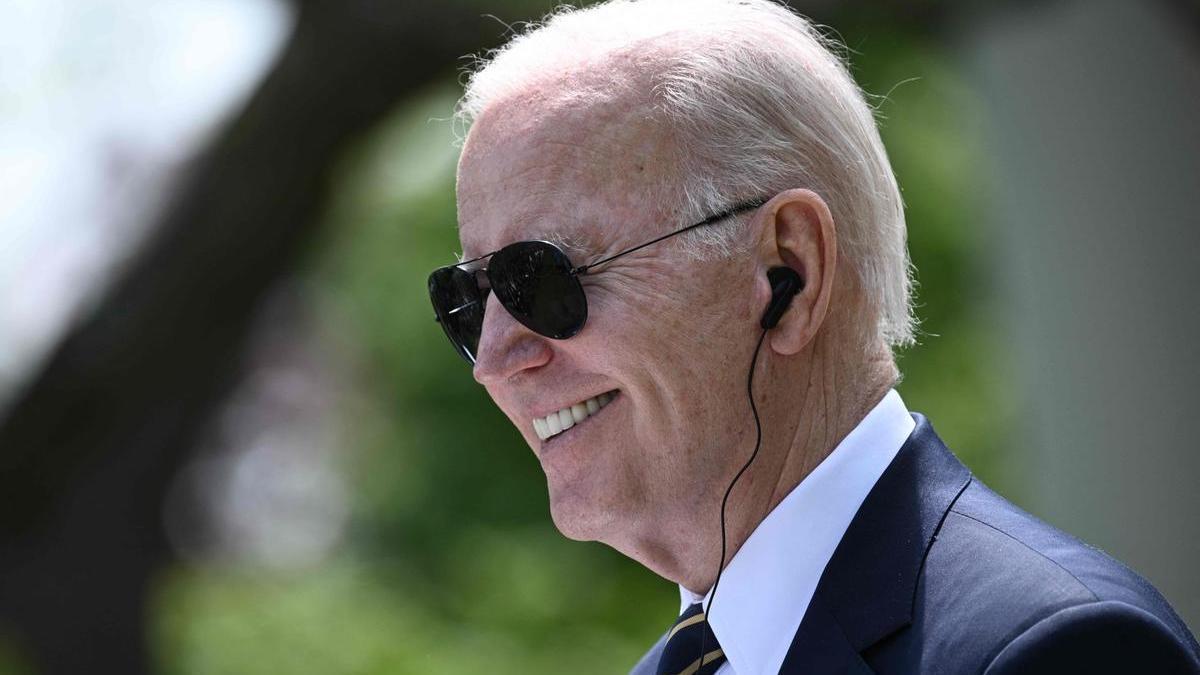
673, 330, 896, 595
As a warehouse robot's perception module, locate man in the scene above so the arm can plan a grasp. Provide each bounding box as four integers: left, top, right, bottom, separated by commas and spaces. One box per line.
426, 0, 1200, 672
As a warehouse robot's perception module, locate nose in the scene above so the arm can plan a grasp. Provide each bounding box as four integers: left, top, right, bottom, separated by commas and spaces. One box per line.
472, 292, 553, 385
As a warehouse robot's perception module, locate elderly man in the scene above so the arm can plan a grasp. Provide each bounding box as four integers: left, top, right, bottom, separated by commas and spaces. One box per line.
426, 0, 1200, 672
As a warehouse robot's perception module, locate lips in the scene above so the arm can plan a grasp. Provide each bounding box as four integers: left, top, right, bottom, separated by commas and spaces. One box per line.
532, 390, 619, 441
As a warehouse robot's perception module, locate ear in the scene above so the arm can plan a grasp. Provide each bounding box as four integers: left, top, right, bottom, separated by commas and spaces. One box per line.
755, 189, 837, 355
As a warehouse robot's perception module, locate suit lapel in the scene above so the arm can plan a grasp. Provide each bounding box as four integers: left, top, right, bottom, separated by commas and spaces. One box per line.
780, 415, 972, 673
780, 592, 874, 674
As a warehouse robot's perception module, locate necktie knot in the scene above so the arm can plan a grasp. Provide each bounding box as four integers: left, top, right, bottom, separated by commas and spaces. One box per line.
656, 603, 727, 675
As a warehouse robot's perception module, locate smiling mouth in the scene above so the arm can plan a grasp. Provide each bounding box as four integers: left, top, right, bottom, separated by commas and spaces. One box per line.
532, 390, 620, 441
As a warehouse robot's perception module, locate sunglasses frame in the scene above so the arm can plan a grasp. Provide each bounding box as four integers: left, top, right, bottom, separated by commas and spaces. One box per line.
431, 197, 768, 364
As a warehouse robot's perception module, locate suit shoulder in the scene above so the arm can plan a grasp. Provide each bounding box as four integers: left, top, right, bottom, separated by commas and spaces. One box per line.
983, 600, 1200, 674
948, 479, 1179, 613
916, 478, 1200, 662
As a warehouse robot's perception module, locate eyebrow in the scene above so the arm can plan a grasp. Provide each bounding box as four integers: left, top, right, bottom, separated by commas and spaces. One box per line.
457, 229, 597, 267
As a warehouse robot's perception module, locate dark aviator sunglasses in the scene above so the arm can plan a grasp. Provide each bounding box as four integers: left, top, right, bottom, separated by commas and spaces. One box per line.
428, 198, 767, 364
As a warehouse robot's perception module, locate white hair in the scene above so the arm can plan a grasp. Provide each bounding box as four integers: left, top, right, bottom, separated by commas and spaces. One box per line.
456, 0, 915, 348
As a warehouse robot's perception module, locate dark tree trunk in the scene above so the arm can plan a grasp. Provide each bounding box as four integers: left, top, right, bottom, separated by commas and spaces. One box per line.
0, 2, 514, 672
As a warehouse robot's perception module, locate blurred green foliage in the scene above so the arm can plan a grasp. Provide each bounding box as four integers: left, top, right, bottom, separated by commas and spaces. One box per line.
152, 11, 1012, 674
0, 635, 32, 675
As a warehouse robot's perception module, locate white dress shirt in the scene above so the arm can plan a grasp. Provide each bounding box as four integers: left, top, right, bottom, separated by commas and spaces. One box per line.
678, 389, 915, 675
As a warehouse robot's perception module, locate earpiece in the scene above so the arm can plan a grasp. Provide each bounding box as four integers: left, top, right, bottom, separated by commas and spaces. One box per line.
759, 266, 804, 329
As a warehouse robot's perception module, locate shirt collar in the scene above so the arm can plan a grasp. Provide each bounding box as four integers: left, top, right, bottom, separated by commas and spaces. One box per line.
678, 389, 915, 675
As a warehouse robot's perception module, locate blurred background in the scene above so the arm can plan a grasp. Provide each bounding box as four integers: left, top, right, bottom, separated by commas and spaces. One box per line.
0, 0, 1196, 673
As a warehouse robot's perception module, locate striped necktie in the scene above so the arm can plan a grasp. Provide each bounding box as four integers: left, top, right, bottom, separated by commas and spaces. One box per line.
656, 602, 727, 675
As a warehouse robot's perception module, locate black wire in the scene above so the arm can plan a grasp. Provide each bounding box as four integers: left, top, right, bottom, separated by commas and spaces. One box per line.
697, 327, 770, 671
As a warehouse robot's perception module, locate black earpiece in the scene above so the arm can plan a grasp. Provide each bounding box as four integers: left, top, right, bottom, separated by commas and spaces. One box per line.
760, 266, 804, 330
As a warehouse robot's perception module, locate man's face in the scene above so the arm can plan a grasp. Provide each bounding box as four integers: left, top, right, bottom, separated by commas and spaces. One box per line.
455, 90, 761, 549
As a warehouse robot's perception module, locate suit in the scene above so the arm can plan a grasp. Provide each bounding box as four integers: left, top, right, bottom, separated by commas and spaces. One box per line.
633, 414, 1200, 673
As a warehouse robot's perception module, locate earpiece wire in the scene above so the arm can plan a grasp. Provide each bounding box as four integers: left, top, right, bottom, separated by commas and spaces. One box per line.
698, 327, 769, 671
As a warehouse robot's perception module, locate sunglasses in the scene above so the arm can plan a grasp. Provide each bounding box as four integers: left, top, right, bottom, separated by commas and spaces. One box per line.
428, 198, 766, 364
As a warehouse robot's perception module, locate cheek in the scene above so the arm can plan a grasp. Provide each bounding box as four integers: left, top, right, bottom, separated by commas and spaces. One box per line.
584, 282, 695, 370
583, 268, 754, 416
587, 261, 716, 334
625, 267, 753, 365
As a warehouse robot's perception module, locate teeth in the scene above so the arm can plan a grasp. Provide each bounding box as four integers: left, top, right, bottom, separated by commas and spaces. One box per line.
533, 391, 618, 441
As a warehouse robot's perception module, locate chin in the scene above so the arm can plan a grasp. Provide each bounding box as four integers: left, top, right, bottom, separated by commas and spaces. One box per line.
546, 486, 621, 542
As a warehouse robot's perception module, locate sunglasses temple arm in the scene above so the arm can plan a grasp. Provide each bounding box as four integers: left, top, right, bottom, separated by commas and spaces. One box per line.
571, 198, 765, 275
572, 221, 706, 274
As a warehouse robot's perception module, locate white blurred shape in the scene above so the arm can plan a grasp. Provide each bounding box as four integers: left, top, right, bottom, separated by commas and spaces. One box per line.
0, 0, 293, 405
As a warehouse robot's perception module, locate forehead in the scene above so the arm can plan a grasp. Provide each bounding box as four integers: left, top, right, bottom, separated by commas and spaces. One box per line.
456, 82, 679, 257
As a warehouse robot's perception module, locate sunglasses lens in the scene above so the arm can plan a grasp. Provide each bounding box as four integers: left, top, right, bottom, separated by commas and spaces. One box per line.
429, 266, 487, 363
490, 241, 587, 340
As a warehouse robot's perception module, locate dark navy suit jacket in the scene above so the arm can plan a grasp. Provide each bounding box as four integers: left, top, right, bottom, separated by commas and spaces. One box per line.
632, 415, 1200, 674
